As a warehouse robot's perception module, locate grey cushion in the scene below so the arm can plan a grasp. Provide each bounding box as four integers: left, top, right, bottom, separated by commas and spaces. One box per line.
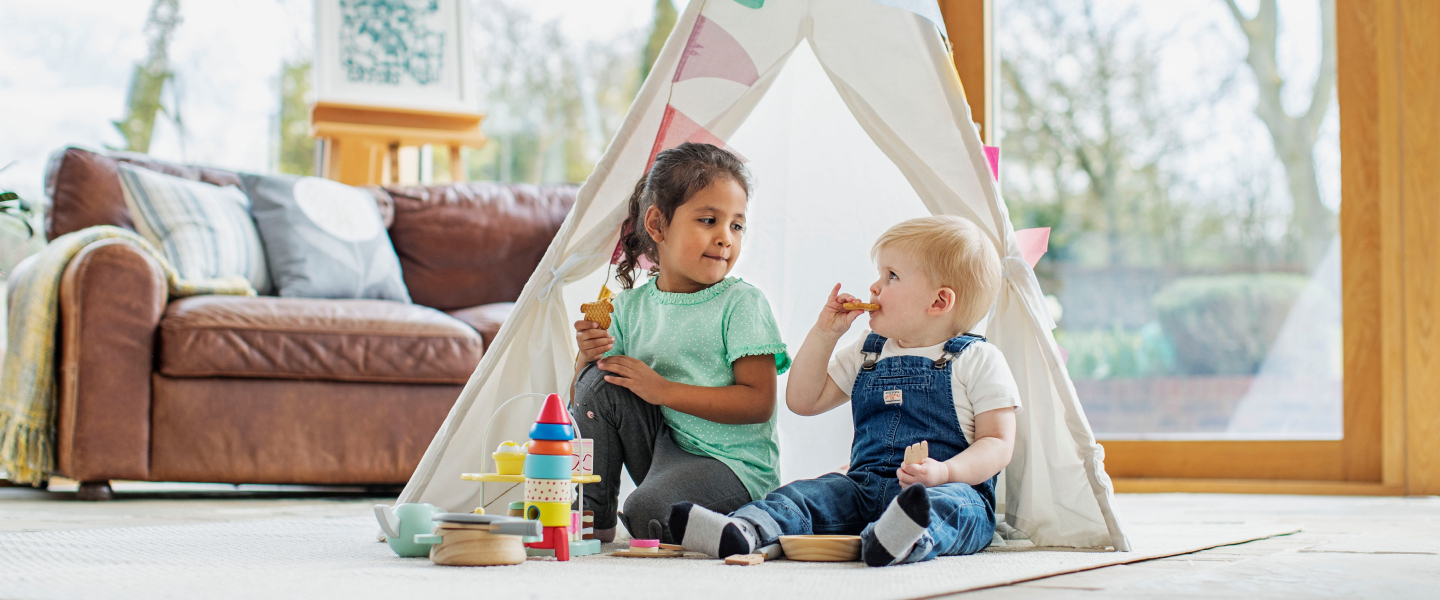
240, 173, 410, 302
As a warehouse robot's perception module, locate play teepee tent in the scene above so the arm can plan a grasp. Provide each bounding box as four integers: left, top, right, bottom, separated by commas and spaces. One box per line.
395, 0, 1129, 551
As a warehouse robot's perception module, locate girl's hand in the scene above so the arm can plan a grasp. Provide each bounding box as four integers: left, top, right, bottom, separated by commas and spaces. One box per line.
574, 319, 614, 367
598, 355, 671, 405
815, 283, 866, 337
898, 458, 950, 488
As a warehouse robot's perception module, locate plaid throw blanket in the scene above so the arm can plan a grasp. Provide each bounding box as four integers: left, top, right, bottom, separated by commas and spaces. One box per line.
1, 226, 255, 485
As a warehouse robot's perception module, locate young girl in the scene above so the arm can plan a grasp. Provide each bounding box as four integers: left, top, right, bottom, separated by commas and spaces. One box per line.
570, 143, 789, 544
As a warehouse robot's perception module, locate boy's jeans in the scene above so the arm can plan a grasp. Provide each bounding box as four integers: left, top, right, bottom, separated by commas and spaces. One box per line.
733, 470, 996, 563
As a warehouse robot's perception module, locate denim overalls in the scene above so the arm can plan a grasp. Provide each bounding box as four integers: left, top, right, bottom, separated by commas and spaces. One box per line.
733, 333, 998, 563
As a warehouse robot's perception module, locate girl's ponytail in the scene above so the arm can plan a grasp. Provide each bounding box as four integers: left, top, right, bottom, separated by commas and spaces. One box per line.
615, 177, 652, 289
614, 142, 750, 289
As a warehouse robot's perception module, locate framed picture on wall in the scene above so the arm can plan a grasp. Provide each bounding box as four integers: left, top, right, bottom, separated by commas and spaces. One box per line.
313, 0, 477, 113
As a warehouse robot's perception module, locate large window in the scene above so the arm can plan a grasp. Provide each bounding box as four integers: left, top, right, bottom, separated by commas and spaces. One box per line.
997, 0, 1340, 440
464, 0, 686, 183
0, 0, 676, 354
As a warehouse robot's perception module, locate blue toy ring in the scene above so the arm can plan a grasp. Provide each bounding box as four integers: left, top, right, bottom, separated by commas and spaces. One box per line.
529, 422, 574, 441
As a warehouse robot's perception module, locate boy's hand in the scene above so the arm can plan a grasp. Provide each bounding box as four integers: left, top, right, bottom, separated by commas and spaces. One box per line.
898, 458, 950, 488
575, 319, 614, 367
815, 283, 866, 337
598, 356, 670, 405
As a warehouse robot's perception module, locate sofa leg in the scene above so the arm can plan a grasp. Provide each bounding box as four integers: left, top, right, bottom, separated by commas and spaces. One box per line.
77, 480, 113, 501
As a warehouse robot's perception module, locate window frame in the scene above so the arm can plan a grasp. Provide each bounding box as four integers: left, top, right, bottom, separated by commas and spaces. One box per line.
940, 0, 1411, 494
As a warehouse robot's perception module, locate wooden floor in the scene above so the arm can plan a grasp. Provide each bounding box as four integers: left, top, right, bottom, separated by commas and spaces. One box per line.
2, 482, 1437, 598
948, 493, 1440, 599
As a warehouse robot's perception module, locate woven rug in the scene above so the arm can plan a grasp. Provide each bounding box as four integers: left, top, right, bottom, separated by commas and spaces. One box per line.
0, 515, 1296, 600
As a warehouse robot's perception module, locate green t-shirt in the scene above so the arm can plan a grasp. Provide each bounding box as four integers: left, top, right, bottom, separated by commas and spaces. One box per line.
603, 276, 790, 500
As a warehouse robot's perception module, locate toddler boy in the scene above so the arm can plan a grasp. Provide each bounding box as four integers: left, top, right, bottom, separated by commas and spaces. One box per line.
669, 215, 1020, 566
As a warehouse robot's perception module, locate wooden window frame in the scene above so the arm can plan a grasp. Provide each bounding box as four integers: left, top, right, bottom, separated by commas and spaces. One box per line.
940, 0, 1435, 494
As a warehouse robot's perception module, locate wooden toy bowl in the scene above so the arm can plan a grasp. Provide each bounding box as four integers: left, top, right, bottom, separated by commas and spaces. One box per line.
777, 535, 862, 562
430, 523, 528, 566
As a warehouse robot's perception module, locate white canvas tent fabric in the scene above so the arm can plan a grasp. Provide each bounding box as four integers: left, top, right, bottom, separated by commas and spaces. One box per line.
396, 0, 1130, 551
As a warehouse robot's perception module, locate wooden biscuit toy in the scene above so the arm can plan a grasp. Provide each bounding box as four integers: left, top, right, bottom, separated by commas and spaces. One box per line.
903, 441, 929, 466
842, 302, 879, 311
581, 285, 616, 329
725, 553, 765, 566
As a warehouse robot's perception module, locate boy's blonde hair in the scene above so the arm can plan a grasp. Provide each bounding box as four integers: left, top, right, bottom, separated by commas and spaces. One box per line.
871, 215, 1002, 333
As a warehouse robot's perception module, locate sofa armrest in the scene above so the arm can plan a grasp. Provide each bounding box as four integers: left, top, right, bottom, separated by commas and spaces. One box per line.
444, 302, 514, 350
55, 238, 168, 481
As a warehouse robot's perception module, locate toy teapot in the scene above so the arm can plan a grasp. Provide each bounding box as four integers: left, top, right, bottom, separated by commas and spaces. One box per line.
375, 503, 444, 557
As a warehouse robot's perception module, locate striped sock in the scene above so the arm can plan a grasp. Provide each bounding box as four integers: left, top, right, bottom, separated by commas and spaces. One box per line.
863, 484, 931, 567
668, 502, 756, 558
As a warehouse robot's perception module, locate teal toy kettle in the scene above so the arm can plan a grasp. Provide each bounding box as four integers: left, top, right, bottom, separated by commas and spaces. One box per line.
375, 503, 443, 557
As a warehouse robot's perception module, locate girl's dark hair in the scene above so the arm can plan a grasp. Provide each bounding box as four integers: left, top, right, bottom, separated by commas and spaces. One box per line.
615, 142, 750, 289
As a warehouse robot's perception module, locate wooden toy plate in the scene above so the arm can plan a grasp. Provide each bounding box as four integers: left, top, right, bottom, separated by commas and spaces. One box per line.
777, 535, 861, 562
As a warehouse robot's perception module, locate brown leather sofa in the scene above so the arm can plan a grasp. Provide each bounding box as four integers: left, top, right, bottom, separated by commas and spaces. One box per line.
20, 147, 575, 498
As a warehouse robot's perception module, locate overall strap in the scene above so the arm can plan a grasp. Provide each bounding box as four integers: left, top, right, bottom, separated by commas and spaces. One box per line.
860, 333, 887, 371
933, 333, 986, 369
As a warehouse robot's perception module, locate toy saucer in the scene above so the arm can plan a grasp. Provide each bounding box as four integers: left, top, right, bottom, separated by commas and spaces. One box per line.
433, 513, 523, 525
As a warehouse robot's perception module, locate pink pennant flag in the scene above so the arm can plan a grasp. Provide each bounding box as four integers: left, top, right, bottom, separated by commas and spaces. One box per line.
983, 145, 1000, 182
646, 105, 747, 171
674, 16, 760, 86
1015, 227, 1049, 269
609, 232, 658, 270
1016, 224, 1063, 361
620, 105, 746, 267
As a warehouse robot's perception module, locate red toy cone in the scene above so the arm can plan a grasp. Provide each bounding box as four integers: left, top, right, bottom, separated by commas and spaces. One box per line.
536, 393, 571, 425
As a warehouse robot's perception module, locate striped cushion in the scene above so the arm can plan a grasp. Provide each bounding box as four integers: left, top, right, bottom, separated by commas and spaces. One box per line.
117, 163, 270, 293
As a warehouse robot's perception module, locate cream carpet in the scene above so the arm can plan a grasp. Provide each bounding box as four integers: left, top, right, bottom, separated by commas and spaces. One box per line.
0, 515, 1296, 599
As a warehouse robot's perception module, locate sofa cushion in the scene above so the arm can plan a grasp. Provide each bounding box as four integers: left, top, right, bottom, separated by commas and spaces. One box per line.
385, 182, 576, 311
445, 302, 514, 349
118, 163, 272, 293
241, 173, 409, 302
45, 147, 244, 240
159, 296, 482, 384
44, 146, 396, 241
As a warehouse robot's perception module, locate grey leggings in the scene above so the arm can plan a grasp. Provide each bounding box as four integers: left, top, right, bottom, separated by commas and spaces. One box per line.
569, 363, 752, 543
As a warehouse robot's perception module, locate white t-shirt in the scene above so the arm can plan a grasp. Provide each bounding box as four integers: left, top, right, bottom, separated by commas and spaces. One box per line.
827, 330, 1022, 444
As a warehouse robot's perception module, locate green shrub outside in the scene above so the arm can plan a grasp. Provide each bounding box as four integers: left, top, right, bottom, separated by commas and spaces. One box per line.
1057, 321, 1177, 380
1152, 273, 1308, 376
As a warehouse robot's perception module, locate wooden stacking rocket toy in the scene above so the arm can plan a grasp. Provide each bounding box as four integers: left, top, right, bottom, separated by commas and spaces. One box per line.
523, 393, 577, 561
